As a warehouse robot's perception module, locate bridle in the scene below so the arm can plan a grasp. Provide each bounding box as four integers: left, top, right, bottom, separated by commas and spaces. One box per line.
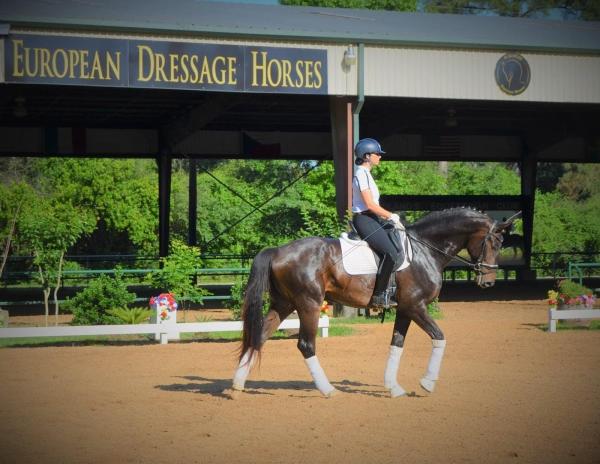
407, 221, 502, 276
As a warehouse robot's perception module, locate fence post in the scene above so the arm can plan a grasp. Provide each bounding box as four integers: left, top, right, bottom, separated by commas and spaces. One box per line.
548, 308, 557, 333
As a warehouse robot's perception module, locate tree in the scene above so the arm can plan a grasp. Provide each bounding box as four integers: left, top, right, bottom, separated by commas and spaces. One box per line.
557, 163, 600, 201
422, 0, 600, 20
146, 240, 209, 321
0, 182, 34, 280
19, 199, 94, 325
34, 158, 159, 255
281, 0, 417, 10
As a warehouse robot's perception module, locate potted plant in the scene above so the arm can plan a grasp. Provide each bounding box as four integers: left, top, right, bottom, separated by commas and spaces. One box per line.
547, 279, 596, 310
548, 279, 597, 328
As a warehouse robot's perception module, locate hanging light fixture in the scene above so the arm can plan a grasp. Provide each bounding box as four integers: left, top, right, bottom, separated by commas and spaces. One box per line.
343, 44, 357, 67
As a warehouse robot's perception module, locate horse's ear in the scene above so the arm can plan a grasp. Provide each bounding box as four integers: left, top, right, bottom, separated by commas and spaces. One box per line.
494, 211, 522, 232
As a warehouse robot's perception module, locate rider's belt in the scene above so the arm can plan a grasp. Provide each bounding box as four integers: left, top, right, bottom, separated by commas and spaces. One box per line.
355, 211, 377, 218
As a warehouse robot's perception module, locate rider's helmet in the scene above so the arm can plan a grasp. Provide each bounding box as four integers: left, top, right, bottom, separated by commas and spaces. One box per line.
354, 138, 386, 159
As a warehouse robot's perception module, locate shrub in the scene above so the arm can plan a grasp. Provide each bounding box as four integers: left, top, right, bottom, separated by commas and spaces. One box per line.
146, 240, 209, 310
427, 298, 443, 319
65, 272, 136, 325
227, 275, 270, 320
548, 279, 596, 308
107, 307, 152, 324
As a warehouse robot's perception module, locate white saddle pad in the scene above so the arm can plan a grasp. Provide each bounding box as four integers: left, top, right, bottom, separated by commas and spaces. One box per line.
339, 231, 412, 276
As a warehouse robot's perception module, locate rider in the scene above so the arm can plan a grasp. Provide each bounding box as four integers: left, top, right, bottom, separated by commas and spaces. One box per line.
352, 138, 404, 308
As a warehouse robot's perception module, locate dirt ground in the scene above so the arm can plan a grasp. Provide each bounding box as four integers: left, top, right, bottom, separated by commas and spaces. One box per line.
1, 300, 599, 464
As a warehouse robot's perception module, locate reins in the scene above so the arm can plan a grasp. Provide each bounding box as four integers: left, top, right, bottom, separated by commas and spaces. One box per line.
406, 221, 500, 273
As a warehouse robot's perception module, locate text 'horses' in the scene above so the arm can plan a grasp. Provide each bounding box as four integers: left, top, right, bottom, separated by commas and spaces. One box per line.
230, 208, 518, 398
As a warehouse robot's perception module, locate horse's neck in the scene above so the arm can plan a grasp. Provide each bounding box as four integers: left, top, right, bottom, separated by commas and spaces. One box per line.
415, 217, 486, 262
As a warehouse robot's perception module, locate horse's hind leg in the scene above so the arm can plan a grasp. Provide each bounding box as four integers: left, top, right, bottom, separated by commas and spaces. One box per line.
297, 306, 337, 397
409, 303, 446, 394
232, 306, 292, 394
384, 314, 411, 398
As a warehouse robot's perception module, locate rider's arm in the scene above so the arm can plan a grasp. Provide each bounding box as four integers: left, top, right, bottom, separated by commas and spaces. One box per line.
360, 189, 394, 220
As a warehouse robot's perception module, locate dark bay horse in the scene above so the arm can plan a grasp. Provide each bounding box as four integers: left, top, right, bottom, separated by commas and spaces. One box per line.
230, 208, 519, 398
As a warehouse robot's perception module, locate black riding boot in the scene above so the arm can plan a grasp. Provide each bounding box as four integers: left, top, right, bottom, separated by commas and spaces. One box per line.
369, 254, 397, 309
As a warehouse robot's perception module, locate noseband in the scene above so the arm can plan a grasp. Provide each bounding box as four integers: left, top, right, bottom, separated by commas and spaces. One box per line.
473, 221, 501, 273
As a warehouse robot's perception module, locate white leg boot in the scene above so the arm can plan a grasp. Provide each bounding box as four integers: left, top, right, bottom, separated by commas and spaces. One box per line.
384, 345, 407, 398
232, 350, 257, 392
305, 355, 337, 397
420, 339, 446, 393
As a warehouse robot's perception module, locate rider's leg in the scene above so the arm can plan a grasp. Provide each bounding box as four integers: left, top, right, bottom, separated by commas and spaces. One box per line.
352, 214, 399, 308
371, 253, 397, 307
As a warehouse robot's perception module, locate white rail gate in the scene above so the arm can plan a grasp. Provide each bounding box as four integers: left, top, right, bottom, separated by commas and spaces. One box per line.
0, 316, 330, 344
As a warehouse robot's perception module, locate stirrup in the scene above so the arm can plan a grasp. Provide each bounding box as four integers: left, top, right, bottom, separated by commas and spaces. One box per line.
368, 291, 397, 309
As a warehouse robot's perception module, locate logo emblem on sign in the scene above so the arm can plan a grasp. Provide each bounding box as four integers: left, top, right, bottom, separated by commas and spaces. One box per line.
495, 53, 531, 96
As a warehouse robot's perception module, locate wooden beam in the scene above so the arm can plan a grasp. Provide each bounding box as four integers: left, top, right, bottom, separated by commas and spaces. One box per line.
330, 97, 353, 221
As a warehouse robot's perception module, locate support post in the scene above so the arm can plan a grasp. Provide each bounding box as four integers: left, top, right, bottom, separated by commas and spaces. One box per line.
520, 145, 537, 278
188, 158, 197, 246
157, 150, 172, 258
330, 97, 354, 221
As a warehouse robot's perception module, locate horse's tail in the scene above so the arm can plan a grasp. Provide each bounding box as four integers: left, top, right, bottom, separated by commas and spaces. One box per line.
239, 247, 276, 364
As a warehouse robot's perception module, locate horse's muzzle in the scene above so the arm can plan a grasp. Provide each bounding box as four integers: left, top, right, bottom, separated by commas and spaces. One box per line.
479, 280, 495, 288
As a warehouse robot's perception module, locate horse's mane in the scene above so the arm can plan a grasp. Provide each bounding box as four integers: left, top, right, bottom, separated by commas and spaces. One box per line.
410, 207, 490, 231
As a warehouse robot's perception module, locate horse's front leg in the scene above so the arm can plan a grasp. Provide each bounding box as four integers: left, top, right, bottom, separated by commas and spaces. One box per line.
410, 304, 446, 393
384, 313, 411, 398
297, 307, 337, 398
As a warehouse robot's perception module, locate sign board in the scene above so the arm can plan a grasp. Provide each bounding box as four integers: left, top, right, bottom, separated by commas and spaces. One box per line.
5, 34, 327, 94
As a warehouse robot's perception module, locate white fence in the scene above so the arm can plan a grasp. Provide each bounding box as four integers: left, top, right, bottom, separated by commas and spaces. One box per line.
0, 316, 330, 344
548, 308, 600, 333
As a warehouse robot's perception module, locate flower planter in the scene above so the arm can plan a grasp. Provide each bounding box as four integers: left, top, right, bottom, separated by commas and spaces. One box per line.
556, 304, 593, 328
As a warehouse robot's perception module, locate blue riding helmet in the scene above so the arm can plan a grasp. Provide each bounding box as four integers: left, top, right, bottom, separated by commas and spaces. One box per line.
354, 138, 386, 159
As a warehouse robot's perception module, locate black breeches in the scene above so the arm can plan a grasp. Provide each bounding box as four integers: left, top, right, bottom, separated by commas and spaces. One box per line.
353, 212, 402, 295
352, 213, 398, 258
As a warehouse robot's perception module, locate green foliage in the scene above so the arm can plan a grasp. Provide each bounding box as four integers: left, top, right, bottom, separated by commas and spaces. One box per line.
557, 164, 600, 201
18, 197, 95, 314
281, 0, 417, 11
427, 298, 443, 319
227, 275, 271, 321
32, 158, 158, 254
227, 276, 248, 320
107, 307, 152, 324
147, 240, 208, 308
557, 279, 593, 299
65, 272, 136, 325
447, 162, 520, 195
421, 0, 600, 20
533, 190, 600, 262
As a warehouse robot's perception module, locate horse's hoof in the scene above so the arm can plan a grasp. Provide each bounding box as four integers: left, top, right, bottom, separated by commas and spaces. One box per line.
226, 388, 243, 400
420, 378, 435, 393
325, 388, 339, 398
389, 385, 407, 398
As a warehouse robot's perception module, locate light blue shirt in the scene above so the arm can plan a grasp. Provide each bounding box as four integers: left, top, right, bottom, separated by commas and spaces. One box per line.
352, 165, 380, 213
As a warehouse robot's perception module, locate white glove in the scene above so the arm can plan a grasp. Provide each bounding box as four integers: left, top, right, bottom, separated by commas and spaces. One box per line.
389, 213, 405, 230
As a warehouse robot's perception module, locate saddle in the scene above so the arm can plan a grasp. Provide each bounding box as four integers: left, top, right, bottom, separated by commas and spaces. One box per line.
339, 225, 412, 276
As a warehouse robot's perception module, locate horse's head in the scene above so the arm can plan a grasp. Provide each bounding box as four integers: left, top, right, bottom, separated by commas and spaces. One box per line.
466, 212, 521, 288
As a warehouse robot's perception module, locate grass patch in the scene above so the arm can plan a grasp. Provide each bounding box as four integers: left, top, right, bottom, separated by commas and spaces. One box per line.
544, 320, 600, 331
0, 334, 152, 348
327, 325, 356, 337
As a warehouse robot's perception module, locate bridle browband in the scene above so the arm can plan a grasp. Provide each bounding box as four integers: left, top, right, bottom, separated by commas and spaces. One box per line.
407, 221, 501, 274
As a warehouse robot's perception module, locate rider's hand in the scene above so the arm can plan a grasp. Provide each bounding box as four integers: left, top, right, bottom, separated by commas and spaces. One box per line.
389, 213, 405, 230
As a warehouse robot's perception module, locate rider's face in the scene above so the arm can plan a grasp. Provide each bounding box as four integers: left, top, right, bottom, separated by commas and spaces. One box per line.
368, 153, 382, 166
